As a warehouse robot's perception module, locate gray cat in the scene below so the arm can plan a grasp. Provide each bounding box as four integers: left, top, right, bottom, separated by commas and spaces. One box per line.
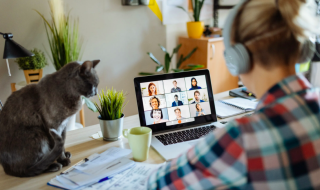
0, 60, 100, 177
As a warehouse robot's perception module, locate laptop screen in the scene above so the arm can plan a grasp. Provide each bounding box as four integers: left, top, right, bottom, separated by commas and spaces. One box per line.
134, 70, 217, 133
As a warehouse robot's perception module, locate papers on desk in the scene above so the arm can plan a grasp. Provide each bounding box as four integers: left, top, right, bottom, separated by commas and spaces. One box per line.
48, 147, 162, 190
80, 162, 162, 190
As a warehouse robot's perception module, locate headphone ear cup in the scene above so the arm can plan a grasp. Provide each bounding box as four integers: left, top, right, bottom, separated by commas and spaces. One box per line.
234, 44, 251, 74
298, 40, 315, 63
224, 44, 251, 75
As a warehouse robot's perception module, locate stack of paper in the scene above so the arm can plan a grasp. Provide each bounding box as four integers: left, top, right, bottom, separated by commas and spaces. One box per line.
48, 147, 134, 189
80, 162, 163, 190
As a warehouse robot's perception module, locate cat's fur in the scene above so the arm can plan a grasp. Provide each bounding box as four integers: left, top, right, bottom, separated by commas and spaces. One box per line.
0, 60, 100, 177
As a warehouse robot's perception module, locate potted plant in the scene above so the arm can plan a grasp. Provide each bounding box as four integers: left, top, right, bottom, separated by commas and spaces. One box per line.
15, 48, 48, 84
83, 87, 128, 141
139, 44, 203, 75
177, 0, 205, 38
35, 0, 82, 71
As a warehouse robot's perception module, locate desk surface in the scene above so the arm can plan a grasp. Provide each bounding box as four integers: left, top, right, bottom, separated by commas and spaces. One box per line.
0, 91, 248, 190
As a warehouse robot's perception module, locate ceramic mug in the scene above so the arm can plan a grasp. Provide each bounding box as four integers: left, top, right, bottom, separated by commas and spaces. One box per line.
123, 127, 152, 162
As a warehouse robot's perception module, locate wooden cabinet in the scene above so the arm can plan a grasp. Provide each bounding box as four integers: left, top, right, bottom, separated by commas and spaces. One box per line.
178, 36, 238, 94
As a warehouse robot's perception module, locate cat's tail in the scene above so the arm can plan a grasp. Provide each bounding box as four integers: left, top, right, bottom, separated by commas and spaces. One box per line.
24, 129, 63, 177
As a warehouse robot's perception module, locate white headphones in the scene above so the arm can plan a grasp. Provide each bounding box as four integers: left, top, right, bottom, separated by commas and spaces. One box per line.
223, 0, 316, 76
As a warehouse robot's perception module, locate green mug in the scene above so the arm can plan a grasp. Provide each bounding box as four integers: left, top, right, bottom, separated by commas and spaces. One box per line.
123, 127, 152, 162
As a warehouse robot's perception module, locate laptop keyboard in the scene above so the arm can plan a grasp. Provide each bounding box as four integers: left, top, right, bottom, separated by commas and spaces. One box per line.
155, 125, 216, 146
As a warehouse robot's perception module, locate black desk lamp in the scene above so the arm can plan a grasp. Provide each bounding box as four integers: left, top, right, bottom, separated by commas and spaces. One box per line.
0, 32, 34, 76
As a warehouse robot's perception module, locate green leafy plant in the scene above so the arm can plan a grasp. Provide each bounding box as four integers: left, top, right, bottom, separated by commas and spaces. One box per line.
35, 0, 82, 71
15, 48, 48, 70
139, 44, 203, 76
177, 0, 205, 22
83, 87, 128, 120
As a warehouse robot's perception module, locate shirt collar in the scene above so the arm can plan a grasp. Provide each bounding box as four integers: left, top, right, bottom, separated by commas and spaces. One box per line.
256, 74, 312, 110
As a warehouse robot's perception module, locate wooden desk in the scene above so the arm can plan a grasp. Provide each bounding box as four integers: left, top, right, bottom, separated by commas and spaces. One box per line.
0, 91, 247, 190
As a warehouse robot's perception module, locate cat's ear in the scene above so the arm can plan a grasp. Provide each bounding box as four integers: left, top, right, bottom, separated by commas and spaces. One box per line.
80, 61, 92, 76
92, 60, 100, 68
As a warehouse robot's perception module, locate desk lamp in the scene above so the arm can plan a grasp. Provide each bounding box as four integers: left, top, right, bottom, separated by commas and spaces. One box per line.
0, 32, 34, 76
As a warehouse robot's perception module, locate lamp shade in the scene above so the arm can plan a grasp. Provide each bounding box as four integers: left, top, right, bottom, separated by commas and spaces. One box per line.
3, 38, 34, 59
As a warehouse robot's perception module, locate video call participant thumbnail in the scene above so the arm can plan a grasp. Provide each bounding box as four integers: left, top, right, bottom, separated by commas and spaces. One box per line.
171, 80, 181, 93
172, 94, 183, 107
174, 107, 185, 120
149, 96, 160, 110
189, 77, 202, 90
195, 103, 205, 116
191, 90, 205, 104
150, 109, 168, 124
148, 82, 158, 96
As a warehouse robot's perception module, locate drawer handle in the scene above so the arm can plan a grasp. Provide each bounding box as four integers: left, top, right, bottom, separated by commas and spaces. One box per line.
210, 44, 215, 60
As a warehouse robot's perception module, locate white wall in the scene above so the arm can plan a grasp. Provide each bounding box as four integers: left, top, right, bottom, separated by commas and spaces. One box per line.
0, 0, 166, 126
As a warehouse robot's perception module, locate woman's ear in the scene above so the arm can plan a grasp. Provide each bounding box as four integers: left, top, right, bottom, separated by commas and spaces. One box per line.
92, 60, 100, 68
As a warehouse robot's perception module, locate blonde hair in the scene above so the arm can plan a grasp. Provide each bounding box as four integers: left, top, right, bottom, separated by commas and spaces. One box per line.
232, 0, 319, 68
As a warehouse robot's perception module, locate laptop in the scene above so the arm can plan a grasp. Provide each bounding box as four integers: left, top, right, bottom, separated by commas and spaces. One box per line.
134, 70, 226, 161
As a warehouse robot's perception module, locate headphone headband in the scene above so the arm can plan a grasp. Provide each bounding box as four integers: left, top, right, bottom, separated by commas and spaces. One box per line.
223, 0, 248, 49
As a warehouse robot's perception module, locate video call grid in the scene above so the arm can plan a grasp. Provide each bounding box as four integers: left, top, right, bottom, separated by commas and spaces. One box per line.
140, 76, 211, 125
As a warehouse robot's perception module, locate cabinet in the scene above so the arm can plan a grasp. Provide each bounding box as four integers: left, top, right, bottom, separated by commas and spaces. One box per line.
178, 36, 238, 94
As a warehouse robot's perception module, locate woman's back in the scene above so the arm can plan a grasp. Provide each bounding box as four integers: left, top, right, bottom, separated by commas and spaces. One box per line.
235, 74, 320, 189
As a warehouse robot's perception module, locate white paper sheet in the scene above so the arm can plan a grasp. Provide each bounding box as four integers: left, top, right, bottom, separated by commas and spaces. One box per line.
62, 157, 135, 186
80, 162, 163, 190
75, 147, 132, 173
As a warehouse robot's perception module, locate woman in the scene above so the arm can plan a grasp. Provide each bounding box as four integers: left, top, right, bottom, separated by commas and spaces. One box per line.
148, 82, 157, 96
195, 103, 205, 116
189, 77, 202, 90
148, 0, 320, 189
149, 96, 160, 110
150, 109, 168, 124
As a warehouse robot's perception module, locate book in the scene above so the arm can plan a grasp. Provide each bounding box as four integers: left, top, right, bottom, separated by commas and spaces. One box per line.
229, 87, 256, 101
215, 98, 258, 119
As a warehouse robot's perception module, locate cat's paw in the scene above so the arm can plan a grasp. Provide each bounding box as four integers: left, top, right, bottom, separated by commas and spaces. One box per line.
65, 151, 72, 159
45, 163, 63, 172
57, 157, 71, 167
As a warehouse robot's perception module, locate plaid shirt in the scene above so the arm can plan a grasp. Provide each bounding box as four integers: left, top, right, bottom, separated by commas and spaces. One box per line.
148, 74, 320, 190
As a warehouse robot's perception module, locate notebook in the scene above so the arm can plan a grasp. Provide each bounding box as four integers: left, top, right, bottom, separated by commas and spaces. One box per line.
215, 98, 258, 118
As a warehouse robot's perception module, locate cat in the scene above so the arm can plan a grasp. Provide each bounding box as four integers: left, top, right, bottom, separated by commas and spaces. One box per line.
0, 60, 100, 177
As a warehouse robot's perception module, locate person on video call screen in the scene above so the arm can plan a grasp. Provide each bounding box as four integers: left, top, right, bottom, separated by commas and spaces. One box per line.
189, 77, 202, 90
195, 103, 206, 116
149, 96, 160, 109
172, 94, 183, 107
191, 90, 205, 104
148, 82, 157, 96
150, 109, 168, 124
171, 80, 181, 93
174, 107, 185, 120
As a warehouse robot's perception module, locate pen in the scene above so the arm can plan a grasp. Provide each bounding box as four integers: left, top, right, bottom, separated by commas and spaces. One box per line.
241, 88, 256, 98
